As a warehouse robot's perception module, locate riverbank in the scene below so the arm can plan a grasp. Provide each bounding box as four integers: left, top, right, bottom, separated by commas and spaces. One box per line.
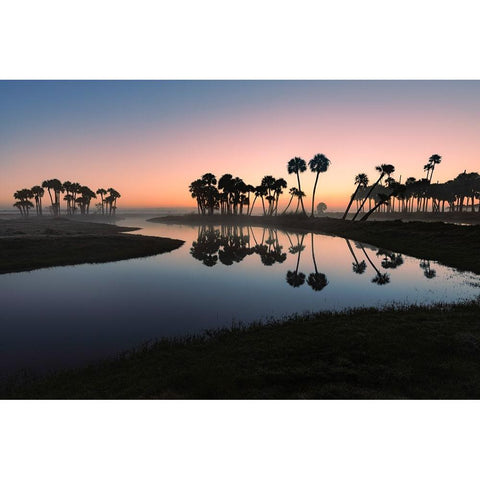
149, 214, 480, 274
3, 300, 480, 399
0, 217, 184, 274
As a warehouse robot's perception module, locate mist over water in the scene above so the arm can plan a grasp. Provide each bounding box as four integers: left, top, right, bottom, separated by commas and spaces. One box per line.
0, 215, 479, 376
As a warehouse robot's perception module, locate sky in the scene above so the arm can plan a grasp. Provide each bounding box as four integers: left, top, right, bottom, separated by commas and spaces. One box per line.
1, 80, 479, 211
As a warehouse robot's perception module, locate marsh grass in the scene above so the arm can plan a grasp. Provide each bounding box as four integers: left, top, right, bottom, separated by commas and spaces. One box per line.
4, 300, 480, 399
0, 217, 184, 274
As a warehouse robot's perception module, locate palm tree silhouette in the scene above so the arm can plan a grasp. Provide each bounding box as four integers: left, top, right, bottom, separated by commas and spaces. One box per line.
345, 239, 367, 274
343, 173, 369, 220
287, 157, 307, 216
190, 226, 221, 267
31, 185, 44, 216
307, 233, 328, 291
360, 245, 390, 286
286, 233, 306, 288
352, 164, 395, 221
419, 260, 436, 279
272, 178, 287, 215
63, 181, 73, 214
294, 189, 306, 214
105, 188, 121, 215
308, 153, 331, 217
281, 187, 299, 215
96, 188, 107, 215
13, 189, 34, 216
427, 154, 442, 182
377, 249, 404, 269
359, 193, 391, 221
41, 179, 55, 215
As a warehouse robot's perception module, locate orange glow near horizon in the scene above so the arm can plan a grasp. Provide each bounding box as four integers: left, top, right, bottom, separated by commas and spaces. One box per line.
1, 81, 479, 212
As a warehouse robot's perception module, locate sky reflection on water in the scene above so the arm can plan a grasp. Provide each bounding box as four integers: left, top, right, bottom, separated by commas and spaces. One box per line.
0, 216, 479, 375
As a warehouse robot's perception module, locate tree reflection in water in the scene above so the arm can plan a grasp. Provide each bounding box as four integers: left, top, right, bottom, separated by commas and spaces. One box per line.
286, 233, 306, 288
419, 259, 437, 279
307, 232, 328, 291
189, 226, 415, 288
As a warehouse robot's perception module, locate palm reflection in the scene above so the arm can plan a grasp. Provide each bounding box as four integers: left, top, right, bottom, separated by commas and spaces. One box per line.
189, 226, 417, 289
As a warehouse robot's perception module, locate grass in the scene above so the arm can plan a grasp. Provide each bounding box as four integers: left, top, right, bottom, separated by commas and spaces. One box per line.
0, 217, 184, 274
150, 214, 480, 274
3, 300, 480, 399
0, 235, 184, 274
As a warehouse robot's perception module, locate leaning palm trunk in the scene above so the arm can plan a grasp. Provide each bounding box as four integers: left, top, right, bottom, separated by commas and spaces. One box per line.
345, 238, 359, 264
296, 172, 307, 216
281, 194, 295, 215
352, 174, 384, 221
360, 197, 391, 221
342, 184, 362, 220
311, 171, 320, 217
248, 196, 258, 215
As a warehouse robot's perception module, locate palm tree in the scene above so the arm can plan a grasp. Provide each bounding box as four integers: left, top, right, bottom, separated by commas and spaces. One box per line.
218, 174, 233, 215
360, 193, 391, 221
80, 186, 97, 214
308, 153, 331, 217
287, 157, 307, 216
70, 182, 81, 214
31, 185, 44, 216
427, 154, 442, 182
352, 164, 395, 221
360, 245, 390, 285
48, 178, 64, 216
96, 188, 107, 215
202, 173, 217, 186
63, 181, 73, 214
189, 179, 207, 214
272, 178, 287, 215
345, 239, 367, 274
420, 260, 436, 279
41, 179, 55, 215
342, 173, 368, 220
307, 233, 328, 291
281, 187, 299, 215
106, 188, 121, 215
286, 234, 306, 287
293, 189, 306, 214
13, 189, 34, 216
13, 201, 24, 215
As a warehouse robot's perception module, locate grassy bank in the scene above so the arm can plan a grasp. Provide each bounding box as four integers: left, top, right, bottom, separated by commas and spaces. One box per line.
4, 301, 480, 399
0, 217, 184, 274
150, 214, 480, 274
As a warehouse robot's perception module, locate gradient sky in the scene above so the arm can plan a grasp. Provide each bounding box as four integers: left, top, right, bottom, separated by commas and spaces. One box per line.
1, 80, 479, 211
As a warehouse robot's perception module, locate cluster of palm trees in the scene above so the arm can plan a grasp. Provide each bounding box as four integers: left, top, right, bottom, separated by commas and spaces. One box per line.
13, 179, 121, 217
344, 155, 480, 220
189, 153, 332, 217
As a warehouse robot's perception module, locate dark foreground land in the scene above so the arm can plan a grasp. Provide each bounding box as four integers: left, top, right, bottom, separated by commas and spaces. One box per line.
150, 214, 480, 275
3, 301, 480, 399
0, 217, 184, 274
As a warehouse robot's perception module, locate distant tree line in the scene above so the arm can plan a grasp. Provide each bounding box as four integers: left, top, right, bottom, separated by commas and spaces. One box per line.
344, 155, 480, 220
13, 179, 121, 217
189, 153, 331, 217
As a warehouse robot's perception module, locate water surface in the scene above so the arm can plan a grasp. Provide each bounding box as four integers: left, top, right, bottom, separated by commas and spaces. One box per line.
0, 216, 479, 376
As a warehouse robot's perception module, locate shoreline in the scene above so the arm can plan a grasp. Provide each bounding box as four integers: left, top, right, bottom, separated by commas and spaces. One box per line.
0, 217, 184, 274
4, 300, 480, 399
149, 214, 480, 275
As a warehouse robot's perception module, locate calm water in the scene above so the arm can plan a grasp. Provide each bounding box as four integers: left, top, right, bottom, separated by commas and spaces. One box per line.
1, 216, 479, 376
